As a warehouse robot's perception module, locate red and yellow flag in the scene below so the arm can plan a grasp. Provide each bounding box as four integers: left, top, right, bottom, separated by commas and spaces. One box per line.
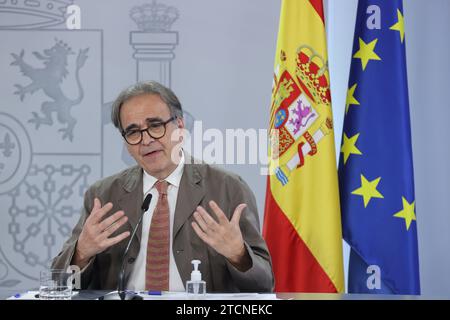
263, 0, 344, 293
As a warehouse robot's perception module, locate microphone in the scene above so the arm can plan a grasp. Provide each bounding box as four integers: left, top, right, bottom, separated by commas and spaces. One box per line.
100, 193, 152, 300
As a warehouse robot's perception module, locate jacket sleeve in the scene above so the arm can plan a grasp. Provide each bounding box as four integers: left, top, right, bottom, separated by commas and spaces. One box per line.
225, 176, 275, 292
51, 186, 96, 289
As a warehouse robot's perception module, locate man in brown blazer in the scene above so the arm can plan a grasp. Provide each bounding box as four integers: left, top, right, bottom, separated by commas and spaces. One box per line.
52, 81, 274, 293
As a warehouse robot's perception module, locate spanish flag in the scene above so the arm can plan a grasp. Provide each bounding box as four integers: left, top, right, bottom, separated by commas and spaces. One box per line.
263, 0, 344, 292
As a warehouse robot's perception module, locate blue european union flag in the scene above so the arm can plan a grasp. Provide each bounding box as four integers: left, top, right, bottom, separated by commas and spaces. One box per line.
338, 0, 420, 294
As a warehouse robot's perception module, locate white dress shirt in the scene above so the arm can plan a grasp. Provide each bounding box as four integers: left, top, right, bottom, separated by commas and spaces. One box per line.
127, 153, 185, 291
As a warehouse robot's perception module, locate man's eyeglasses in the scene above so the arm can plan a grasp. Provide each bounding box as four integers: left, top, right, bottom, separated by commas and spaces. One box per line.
121, 116, 176, 145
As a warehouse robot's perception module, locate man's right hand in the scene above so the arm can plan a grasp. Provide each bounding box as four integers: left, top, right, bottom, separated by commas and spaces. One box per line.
72, 198, 130, 269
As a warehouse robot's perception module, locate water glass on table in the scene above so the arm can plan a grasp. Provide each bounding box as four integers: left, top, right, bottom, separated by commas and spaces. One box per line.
39, 269, 73, 300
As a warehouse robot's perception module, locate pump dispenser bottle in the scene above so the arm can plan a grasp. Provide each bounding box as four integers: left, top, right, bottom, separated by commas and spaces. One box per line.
186, 260, 206, 296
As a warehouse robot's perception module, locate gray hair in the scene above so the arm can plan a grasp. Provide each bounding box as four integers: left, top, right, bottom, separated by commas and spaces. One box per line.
111, 81, 183, 132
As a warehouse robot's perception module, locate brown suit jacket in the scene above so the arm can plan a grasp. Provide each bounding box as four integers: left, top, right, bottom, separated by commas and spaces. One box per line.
52, 158, 274, 292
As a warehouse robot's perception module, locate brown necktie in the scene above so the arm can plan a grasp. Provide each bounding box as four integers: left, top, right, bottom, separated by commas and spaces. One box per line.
145, 180, 170, 291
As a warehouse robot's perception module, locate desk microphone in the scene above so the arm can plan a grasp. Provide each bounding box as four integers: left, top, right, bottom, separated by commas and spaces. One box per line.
116, 193, 152, 300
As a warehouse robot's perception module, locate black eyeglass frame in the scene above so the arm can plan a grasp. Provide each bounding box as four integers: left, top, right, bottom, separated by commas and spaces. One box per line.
121, 116, 177, 145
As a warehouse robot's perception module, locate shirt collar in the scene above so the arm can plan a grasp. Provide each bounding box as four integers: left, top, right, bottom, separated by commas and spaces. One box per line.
143, 150, 185, 192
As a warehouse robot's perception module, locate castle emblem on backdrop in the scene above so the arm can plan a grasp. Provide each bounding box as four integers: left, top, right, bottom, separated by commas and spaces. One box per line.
130, 0, 179, 32
0, 0, 73, 29
11, 40, 89, 141
270, 45, 333, 186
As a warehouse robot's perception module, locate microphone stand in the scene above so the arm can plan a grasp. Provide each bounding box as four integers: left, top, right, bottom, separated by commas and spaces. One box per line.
99, 193, 152, 300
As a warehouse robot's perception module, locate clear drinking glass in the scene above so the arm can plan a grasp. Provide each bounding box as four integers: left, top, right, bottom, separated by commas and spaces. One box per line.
39, 269, 73, 300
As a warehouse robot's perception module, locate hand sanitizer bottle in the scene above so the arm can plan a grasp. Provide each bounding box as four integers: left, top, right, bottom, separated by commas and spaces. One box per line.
186, 260, 206, 297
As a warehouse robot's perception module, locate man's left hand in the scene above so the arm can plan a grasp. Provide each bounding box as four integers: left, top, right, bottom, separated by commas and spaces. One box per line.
191, 200, 251, 271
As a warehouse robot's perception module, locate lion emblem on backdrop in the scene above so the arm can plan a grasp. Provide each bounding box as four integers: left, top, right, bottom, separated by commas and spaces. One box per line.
10, 40, 89, 141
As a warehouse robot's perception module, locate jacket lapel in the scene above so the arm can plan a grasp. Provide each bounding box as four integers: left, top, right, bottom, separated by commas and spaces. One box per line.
173, 160, 205, 240
118, 166, 144, 245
